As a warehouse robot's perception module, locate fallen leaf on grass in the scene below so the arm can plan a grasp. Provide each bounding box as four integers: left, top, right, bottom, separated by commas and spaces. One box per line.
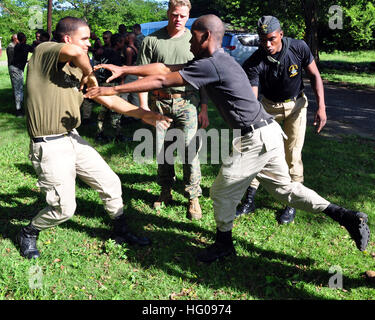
365, 270, 375, 284
169, 288, 194, 300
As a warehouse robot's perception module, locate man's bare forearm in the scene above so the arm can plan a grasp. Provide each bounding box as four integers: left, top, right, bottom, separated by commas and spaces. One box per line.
310, 74, 326, 110
121, 63, 183, 77
113, 75, 166, 94
93, 95, 147, 118
85, 71, 186, 99
59, 44, 92, 76
112, 71, 186, 95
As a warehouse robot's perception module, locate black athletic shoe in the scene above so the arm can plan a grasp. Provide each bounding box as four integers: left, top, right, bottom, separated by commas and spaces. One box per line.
324, 204, 370, 251
95, 132, 111, 144
17, 224, 40, 259
279, 206, 296, 224
197, 229, 236, 263
341, 211, 370, 251
15, 109, 24, 118
197, 241, 236, 263
235, 186, 256, 218
112, 215, 151, 246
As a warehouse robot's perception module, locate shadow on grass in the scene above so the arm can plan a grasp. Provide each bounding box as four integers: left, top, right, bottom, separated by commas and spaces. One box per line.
104, 203, 372, 300
1, 163, 372, 299
1, 112, 374, 299
0, 87, 16, 115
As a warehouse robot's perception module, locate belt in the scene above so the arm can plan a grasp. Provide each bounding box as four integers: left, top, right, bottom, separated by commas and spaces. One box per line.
266, 92, 304, 103
241, 118, 274, 136
32, 131, 73, 143
152, 90, 192, 99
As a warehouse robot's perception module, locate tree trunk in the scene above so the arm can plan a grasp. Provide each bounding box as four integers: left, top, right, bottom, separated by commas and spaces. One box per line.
47, 0, 53, 36
303, 0, 319, 64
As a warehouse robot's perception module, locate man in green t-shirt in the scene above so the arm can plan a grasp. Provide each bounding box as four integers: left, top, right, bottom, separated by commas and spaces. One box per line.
17, 16, 172, 259
137, 0, 209, 220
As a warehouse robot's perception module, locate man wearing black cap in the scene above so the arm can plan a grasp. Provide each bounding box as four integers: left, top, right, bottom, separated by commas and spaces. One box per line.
238, 16, 327, 224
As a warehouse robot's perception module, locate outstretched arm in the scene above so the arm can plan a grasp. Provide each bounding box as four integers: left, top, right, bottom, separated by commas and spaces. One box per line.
93, 63, 185, 83
92, 94, 172, 129
85, 71, 187, 99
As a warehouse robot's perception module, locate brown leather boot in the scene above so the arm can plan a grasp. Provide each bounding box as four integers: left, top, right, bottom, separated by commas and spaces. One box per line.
187, 197, 202, 220
153, 188, 172, 209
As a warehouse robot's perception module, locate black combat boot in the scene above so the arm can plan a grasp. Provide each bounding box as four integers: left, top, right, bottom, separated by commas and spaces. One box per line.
197, 229, 236, 263
323, 204, 370, 251
235, 186, 257, 218
279, 206, 296, 224
112, 214, 151, 246
17, 223, 40, 259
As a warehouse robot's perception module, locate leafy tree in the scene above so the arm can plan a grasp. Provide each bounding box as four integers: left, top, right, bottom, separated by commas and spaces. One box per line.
190, 0, 375, 54
0, 0, 167, 48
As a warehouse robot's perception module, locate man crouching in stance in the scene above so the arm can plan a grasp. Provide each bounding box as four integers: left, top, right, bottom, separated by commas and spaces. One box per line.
17, 16, 172, 259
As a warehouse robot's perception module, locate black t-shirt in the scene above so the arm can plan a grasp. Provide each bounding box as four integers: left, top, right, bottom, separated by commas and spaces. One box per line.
242, 38, 314, 102
12, 43, 34, 71
179, 49, 272, 130
94, 47, 123, 84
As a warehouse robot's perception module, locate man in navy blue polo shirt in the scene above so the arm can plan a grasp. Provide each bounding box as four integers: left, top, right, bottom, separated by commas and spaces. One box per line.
85, 14, 370, 263
238, 16, 327, 224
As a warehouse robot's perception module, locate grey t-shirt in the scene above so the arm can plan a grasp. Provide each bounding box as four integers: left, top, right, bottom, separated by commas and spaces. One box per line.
179, 49, 271, 129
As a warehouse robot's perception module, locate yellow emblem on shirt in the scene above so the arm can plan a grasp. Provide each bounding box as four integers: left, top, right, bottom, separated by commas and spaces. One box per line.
289, 64, 298, 78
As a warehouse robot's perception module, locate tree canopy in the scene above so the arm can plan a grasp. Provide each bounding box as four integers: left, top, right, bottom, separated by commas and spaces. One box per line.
190, 0, 375, 52
0, 0, 167, 46
0, 0, 374, 52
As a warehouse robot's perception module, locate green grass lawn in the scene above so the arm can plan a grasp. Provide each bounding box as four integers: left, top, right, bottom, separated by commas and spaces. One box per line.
319, 50, 375, 87
0, 65, 374, 301
320, 50, 375, 64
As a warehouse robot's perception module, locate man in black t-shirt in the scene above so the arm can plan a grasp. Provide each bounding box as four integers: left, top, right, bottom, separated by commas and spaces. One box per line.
95, 33, 127, 143
239, 16, 327, 224
85, 14, 370, 263
10, 32, 34, 117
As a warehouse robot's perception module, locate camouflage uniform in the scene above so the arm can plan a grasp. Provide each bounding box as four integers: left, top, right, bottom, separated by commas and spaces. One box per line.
151, 92, 202, 199
9, 65, 24, 111
81, 98, 93, 121
96, 83, 123, 135
93, 51, 123, 138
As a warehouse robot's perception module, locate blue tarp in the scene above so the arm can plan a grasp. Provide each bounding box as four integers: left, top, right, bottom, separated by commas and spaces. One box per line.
140, 18, 197, 36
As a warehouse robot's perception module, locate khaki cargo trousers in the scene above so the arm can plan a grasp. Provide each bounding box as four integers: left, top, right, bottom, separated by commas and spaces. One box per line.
250, 93, 308, 189
29, 129, 123, 230
211, 121, 330, 232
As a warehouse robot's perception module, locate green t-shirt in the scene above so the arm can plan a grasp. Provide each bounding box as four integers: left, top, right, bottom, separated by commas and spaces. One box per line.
26, 42, 84, 138
137, 27, 195, 94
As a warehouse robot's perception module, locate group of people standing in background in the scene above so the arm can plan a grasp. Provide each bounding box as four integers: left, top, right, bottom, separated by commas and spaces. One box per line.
81, 23, 146, 143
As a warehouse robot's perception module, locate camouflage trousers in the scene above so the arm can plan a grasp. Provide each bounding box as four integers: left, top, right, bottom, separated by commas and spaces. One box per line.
151, 94, 202, 199
9, 65, 24, 110
81, 98, 93, 120
97, 83, 123, 134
